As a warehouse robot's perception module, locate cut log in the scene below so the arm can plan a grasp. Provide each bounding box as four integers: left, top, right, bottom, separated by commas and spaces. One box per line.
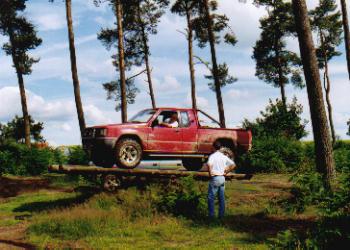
49, 165, 252, 181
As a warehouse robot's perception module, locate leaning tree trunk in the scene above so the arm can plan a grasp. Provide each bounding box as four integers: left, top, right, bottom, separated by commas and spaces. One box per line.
186, 10, 197, 110
292, 0, 335, 187
340, 0, 350, 80
9, 32, 31, 148
17, 71, 31, 147
137, 6, 156, 109
203, 0, 226, 128
116, 0, 127, 122
65, 0, 86, 140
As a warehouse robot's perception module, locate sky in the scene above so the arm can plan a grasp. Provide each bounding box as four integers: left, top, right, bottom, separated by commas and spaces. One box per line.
0, 0, 349, 146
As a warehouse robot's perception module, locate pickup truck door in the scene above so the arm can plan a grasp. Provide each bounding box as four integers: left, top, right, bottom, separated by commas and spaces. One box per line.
147, 110, 182, 153
180, 110, 198, 153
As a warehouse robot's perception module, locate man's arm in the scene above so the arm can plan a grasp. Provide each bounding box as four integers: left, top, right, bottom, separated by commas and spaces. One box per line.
224, 163, 237, 175
207, 163, 213, 177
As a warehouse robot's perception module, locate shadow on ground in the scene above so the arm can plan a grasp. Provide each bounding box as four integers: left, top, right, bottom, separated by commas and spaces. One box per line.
191, 213, 316, 244
13, 186, 101, 213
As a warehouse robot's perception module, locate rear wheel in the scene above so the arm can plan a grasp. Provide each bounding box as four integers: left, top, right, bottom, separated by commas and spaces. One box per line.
182, 158, 203, 171
115, 138, 142, 169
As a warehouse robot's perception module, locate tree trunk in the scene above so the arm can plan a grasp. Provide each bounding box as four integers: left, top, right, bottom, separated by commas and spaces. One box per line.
17, 71, 31, 148
340, 0, 350, 80
116, 0, 127, 122
203, 0, 226, 128
186, 10, 197, 110
324, 71, 336, 146
65, 0, 86, 140
320, 31, 336, 146
8, 31, 31, 148
137, 5, 156, 109
292, 0, 335, 186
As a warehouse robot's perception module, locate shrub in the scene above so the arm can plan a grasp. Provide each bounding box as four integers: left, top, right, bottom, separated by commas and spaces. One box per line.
67, 146, 89, 165
238, 137, 306, 173
156, 176, 207, 218
0, 142, 58, 176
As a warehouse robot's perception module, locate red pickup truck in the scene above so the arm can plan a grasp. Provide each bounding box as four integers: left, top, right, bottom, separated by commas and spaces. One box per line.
83, 108, 252, 171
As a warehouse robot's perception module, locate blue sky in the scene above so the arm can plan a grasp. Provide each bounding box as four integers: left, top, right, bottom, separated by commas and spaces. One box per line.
0, 0, 349, 146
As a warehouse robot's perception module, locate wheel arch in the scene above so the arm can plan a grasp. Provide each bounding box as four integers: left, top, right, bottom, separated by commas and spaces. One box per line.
214, 138, 238, 153
116, 134, 143, 149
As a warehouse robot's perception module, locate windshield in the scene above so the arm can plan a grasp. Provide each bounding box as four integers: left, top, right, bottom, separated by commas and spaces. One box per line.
128, 109, 156, 123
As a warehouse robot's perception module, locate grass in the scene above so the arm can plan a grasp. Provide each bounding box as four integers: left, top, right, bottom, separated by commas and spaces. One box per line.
0, 173, 317, 249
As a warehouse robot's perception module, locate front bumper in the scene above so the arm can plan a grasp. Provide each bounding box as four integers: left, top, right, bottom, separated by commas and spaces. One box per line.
83, 137, 117, 165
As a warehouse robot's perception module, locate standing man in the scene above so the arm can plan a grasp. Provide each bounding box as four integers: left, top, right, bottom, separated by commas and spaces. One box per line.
207, 141, 236, 219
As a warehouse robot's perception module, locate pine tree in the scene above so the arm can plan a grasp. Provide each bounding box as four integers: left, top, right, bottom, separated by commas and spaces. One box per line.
50, 0, 86, 141
194, 0, 238, 128
96, 0, 139, 120
253, 0, 304, 107
124, 0, 169, 109
171, 0, 200, 110
0, 0, 42, 148
292, 0, 335, 187
310, 0, 343, 146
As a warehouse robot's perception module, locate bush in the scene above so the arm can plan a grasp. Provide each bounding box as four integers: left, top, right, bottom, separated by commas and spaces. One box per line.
238, 137, 306, 173
0, 142, 59, 176
67, 146, 89, 165
156, 176, 207, 218
272, 171, 350, 249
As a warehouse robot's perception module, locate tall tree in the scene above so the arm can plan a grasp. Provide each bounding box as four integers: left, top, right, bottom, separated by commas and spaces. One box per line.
194, 0, 238, 127
310, 0, 343, 146
116, 0, 127, 122
340, 0, 350, 79
50, 0, 86, 141
171, 0, 200, 110
0, 0, 42, 148
253, 0, 304, 107
292, 0, 335, 187
124, 0, 169, 109
97, 1, 144, 114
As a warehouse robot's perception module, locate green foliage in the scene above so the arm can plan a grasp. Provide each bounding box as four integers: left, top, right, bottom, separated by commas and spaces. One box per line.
310, 0, 343, 69
0, 115, 44, 143
239, 137, 306, 173
192, 0, 237, 91
0, 142, 57, 176
243, 98, 308, 140
0, 0, 42, 75
252, 0, 304, 99
67, 146, 89, 165
157, 176, 207, 218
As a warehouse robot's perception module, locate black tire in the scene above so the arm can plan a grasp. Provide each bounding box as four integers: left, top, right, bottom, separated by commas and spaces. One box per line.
182, 158, 203, 171
115, 138, 142, 169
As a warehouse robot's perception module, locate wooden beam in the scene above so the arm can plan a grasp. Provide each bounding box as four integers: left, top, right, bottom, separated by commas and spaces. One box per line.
49, 165, 252, 181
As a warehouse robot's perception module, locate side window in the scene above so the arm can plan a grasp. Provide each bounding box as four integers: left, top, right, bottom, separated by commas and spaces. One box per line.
180, 111, 190, 128
197, 111, 221, 128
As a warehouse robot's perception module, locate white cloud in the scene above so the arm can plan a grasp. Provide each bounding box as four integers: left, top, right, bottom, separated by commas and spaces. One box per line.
84, 104, 113, 125
36, 13, 66, 31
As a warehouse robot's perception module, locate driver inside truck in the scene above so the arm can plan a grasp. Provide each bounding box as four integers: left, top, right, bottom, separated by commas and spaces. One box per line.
160, 112, 179, 128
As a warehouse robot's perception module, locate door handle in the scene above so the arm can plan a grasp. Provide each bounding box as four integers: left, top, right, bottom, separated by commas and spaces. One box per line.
175, 129, 180, 133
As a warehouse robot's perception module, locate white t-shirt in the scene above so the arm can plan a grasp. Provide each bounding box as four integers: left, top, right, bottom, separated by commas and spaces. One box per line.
168, 121, 179, 128
208, 151, 235, 176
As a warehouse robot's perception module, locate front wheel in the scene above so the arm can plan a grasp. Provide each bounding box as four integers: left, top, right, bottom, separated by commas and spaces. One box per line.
182, 158, 203, 171
115, 138, 142, 169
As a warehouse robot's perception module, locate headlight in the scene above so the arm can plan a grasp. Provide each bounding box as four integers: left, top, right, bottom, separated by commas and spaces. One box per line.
95, 128, 107, 137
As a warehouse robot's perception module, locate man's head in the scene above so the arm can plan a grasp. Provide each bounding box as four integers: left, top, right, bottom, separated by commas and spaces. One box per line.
171, 113, 178, 121
213, 141, 222, 151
